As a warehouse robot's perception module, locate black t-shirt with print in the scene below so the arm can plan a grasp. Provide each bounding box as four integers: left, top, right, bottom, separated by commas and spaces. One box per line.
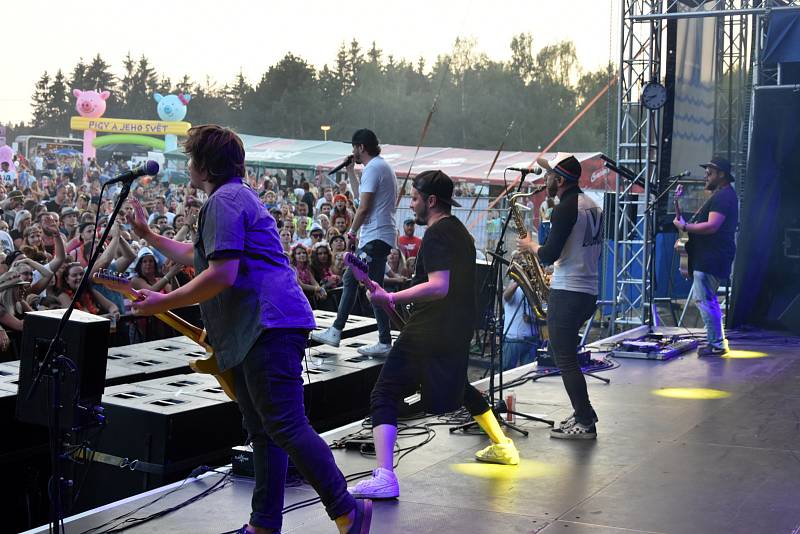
403, 215, 476, 350
689, 185, 738, 279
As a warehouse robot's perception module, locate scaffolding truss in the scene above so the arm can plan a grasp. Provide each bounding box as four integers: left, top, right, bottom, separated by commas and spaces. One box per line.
610, 0, 797, 334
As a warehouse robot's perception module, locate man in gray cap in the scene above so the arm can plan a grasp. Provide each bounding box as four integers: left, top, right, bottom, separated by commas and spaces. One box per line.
673, 156, 738, 356
312, 129, 397, 356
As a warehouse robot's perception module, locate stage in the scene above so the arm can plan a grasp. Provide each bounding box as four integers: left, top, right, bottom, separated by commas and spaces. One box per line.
23, 327, 800, 534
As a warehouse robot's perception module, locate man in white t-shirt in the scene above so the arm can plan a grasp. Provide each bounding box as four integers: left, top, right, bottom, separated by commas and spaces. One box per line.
312, 128, 398, 356
0, 162, 16, 185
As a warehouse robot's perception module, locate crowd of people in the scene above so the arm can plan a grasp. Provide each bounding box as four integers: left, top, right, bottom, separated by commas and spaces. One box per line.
0, 147, 426, 359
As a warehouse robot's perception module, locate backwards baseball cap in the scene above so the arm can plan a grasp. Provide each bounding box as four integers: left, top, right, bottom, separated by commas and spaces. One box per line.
413, 170, 461, 207
536, 152, 582, 181
699, 156, 734, 181
351, 128, 379, 148
4, 250, 24, 267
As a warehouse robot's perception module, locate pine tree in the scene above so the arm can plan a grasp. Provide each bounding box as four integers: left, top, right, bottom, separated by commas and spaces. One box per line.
86, 54, 116, 92
367, 41, 382, 66
70, 58, 88, 92
31, 71, 51, 128
228, 70, 251, 112
334, 43, 348, 96
46, 70, 71, 135
347, 39, 363, 89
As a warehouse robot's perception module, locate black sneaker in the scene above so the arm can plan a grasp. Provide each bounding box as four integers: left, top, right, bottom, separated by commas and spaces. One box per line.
698, 345, 729, 357
551, 420, 597, 440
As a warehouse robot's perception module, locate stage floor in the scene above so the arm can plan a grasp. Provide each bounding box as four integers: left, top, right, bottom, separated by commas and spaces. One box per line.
26, 327, 800, 534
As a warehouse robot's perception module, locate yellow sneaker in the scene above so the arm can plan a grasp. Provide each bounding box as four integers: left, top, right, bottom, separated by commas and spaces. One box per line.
474, 438, 520, 465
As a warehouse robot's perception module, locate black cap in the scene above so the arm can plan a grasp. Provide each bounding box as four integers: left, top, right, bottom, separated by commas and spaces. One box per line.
4, 250, 23, 267
537, 152, 582, 181
699, 156, 734, 181
413, 170, 461, 207
351, 129, 379, 148
403, 218, 415, 225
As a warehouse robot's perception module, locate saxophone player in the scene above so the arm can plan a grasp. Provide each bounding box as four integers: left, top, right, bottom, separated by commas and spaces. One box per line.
517, 153, 603, 439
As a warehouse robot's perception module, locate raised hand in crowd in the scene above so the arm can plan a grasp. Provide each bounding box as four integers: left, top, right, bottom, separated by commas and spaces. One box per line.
129, 198, 151, 239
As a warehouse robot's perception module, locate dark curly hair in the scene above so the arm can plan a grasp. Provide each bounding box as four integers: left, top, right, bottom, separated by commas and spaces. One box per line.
183, 124, 246, 185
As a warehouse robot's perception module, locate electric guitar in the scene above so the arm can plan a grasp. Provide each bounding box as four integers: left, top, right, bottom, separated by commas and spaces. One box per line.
343, 252, 406, 328
92, 270, 236, 401
673, 185, 691, 279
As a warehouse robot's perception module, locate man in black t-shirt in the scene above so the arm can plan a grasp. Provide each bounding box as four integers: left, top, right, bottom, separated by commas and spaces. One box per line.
348, 170, 519, 501
673, 156, 738, 356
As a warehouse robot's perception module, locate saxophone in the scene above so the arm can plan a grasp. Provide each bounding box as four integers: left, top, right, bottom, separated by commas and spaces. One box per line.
507, 190, 549, 320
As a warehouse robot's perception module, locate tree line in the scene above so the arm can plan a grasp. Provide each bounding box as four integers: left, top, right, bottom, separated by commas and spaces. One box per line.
9, 35, 616, 155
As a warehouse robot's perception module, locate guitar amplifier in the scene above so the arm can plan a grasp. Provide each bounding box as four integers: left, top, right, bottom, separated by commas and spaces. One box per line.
16, 309, 110, 429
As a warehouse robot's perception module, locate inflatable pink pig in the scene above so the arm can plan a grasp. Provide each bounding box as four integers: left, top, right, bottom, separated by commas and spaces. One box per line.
73, 89, 110, 164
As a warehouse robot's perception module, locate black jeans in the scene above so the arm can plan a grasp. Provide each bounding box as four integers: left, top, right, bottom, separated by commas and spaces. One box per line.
547, 289, 598, 426
333, 240, 392, 344
233, 329, 354, 530
370, 342, 489, 427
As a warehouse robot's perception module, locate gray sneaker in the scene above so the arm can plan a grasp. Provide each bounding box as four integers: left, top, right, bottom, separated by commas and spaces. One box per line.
356, 342, 392, 356
559, 411, 599, 427
311, 326, 342, 347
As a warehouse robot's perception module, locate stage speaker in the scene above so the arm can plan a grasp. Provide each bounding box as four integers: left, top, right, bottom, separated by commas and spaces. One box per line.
474, 258, 493, 329
16, 309, 110, 429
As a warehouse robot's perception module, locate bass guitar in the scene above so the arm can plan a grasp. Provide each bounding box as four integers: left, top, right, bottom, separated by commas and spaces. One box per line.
92, 270, 236, 401
673, 185, 691, 279
343, 252, 406, 328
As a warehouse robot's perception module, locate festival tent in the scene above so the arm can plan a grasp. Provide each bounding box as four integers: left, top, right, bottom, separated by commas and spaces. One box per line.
165, 134, 625, 191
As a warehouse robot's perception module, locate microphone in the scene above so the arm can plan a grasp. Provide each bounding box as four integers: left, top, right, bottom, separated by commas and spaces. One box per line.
328, 155, 354, 176
507, 166, 543, 175
105, 160, 160, 185
670, 170, 691, 179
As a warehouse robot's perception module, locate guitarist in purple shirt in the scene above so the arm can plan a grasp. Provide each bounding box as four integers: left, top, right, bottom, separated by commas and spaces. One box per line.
130, 124, 372, 534
673, 156, 738, 357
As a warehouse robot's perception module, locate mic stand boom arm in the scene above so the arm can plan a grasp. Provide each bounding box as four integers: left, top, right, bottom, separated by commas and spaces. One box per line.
26, 178, 136, 401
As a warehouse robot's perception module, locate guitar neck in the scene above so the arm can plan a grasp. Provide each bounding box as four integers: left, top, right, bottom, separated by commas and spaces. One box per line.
154, 311, 207, 345
119, 287, 207, 345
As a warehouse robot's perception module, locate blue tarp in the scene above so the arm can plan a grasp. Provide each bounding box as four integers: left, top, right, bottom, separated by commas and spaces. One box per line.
763, 10, 800, 64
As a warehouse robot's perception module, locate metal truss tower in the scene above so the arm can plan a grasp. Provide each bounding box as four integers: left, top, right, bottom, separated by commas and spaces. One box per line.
610, 0, 799, 334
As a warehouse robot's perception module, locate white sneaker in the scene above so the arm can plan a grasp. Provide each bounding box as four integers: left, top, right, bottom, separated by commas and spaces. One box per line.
310, 326, 342, 347
475, 438, 520, 465
357, 342, 392, 356
348, 467, 399, 499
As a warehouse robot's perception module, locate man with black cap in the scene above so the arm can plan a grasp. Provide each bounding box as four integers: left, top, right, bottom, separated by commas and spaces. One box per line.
673, 156, 738, 357
348, 170, 520, 500
312, 128, 397, 356
517, 153, 603, 439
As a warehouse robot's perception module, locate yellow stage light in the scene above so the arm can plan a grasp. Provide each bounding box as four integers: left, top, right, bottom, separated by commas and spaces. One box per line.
721, 350, 768, 359
450, 460, 555, 480
652, 387, 731, 400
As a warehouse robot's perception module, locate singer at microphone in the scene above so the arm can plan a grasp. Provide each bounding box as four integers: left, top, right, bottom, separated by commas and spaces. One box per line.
328, 155, 354, 176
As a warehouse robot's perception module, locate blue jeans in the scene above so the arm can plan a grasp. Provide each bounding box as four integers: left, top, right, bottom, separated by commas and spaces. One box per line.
333, 240, 391, 344
501, 337, 538, 371
547, 289, 598, 426
233, 329, 354, 530
538, 221, 552, 246
691, 270, 727, 349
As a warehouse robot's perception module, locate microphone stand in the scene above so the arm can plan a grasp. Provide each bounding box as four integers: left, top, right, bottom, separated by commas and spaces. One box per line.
24, 176, 136, 531
451, 169, 553, 438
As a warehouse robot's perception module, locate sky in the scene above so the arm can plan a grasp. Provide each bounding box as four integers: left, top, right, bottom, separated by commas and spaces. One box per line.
2, 0, 620, 126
